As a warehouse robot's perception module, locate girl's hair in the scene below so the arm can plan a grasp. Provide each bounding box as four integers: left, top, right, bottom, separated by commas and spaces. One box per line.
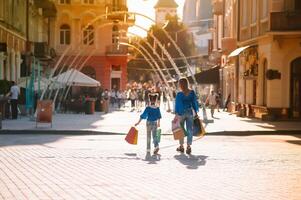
179, 78, 190, 93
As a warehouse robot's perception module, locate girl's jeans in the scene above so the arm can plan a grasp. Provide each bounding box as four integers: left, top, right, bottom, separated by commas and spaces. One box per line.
179, 109, 194, 146
146, 121, 159, 152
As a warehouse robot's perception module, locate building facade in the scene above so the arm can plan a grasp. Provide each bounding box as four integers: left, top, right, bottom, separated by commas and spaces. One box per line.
183, 0, 213, 70
154, 0, 178, 26
0, 0, 56, 83
51, 0, 133, 90
214, 0, 301, 120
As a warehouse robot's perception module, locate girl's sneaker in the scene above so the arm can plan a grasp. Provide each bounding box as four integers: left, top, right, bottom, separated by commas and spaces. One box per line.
176, 146, 184, 153
186, 146, 191, 155
153, 147, 159, 155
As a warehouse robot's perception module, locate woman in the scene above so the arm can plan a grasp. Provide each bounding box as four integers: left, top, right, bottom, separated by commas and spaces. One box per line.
174, 78, 199, 154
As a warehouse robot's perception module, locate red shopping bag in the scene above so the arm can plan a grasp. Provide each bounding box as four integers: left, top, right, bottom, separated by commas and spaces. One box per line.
125, 127, 138, 145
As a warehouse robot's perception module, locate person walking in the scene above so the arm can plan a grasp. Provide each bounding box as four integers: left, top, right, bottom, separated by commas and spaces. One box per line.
135, 93, 161, 155
206, 91, 217, 118
102, 89, 110, 113
6, 81, 20, 119
174, 78, 199, 155
129, 89, 137, 111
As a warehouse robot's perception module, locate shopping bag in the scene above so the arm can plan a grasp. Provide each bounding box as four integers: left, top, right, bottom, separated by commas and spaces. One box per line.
172, 119, 185, 140
193, 117, 206, 137
156, 128, 161, 143
125, 127, 138, 145
180, 121, 188, 136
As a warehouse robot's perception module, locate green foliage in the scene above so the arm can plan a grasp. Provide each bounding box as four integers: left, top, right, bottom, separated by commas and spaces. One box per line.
0, 80, 11, 95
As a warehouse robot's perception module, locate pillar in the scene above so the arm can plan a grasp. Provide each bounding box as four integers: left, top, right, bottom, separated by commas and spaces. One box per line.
10, 49, 15, 81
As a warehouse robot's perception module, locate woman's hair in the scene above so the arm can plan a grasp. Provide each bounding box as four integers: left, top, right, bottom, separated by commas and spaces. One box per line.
179, 78, 189, 93
149, 93, 158, 105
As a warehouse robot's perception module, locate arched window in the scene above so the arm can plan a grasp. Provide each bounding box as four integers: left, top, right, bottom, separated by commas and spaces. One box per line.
83, 25, 94, 45
112, 25, 119, 44
60, 24, 71, 45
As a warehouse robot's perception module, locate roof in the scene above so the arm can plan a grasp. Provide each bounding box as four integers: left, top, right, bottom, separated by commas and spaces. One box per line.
154, 0, 178, 8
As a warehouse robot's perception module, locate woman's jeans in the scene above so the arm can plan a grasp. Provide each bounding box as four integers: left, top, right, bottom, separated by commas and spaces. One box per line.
146, 121, 159, 152
179, 109, 194, 146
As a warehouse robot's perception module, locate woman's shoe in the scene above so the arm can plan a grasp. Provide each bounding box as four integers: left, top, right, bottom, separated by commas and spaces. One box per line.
153, 147, 159, 155
186, 146, 191, 155
176, 146, 184, 153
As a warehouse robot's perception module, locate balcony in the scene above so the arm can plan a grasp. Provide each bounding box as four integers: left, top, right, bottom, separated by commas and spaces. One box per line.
106, 44, 128, 56
34, 0, 57, 18
270, 11, 301, 31
105, 2, 128, 21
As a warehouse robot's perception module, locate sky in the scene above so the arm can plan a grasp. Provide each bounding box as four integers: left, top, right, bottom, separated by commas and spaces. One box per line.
127, 0, 184, 37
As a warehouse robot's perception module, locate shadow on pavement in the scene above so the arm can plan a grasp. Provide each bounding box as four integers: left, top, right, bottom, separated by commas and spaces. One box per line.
142, 153, 161, 164
286, 135, 301, 146
0, 134, 65, 147
174, 154, 208, 169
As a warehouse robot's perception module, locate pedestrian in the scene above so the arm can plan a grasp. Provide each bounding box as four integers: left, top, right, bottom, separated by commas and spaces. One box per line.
216, 89, 222, 112
174, 78, 199, 154
110, 89, 117, 108
102, 89, 110, 113
137, 89, 144, 112
135, 93, 161, 155
117, 90, 122, 109
129, 89, 137, 111
224, 94, 231, 111
144, 88, 150, 106
6, 81, 20, 119
206, 91, 217, 118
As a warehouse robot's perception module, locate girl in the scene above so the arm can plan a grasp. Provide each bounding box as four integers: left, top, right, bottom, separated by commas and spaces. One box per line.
174, 78, 199, 154
135, 93, 161, 155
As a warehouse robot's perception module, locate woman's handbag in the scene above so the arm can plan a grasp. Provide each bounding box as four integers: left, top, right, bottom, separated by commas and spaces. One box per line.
172, 119, 185, 140
193, 117, 206, 137
125, 127, 138, 145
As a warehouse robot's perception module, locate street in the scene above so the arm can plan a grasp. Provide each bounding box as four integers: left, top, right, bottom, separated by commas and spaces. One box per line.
0, 134, 300, 200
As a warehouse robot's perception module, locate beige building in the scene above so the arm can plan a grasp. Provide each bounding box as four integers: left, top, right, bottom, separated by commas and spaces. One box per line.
51, 0, 133, 90
0, 0, 56, 82
214, 0, 301, 120
0, 0, 55, 82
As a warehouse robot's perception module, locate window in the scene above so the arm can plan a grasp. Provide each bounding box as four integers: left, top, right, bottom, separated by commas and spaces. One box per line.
83, 25, 94, 45
261, 0, 268, 19
83, 0, 94, 4
242, 0, 248, 26
112, 25, 119, 44
60, 0, 71, 4
112, 0, 121, 11
60, 24, 71, 45
296, 0, 301, 10
252, 0, 257, 23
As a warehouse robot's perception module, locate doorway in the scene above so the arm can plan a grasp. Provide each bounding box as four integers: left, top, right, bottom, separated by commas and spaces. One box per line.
290, 57, 301, 118
111, 78, 120, 90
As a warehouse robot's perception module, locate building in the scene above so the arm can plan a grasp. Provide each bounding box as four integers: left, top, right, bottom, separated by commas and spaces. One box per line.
214, 0, 301, 120
0, 0, 55, 82
51, 0, 133, 91
183, 0, 213, 70
154, 0, 178, 26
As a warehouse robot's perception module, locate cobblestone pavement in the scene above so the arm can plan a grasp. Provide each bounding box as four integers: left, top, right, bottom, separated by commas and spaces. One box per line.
0, 134, 300, 200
